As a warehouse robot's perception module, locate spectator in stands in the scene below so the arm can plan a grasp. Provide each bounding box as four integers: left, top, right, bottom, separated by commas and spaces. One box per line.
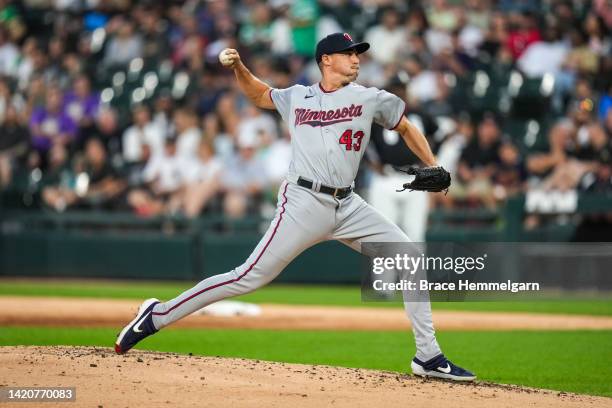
403, 32, 433, 68
0, 104, 28, 188
565, 29, 599, 77
29, 87, 77, 156
517, 23, 568, 78
238, 104, 278, 145
260, 122, 291, 190
23, 74, 46, 116
16, 38, 45, 91
450, 114, 501, 208
427, 0, 459, 32
167, 138, 223, 217
364, 7, 405, 66
173, 107, 201, 160
478, 11, 508, 60
77, 138, 126, 211
127, 137, 188, 217
464, 0, 490, 31
528, 99, 602, 192
63, 75, 100, 136
433, 114, 474, 209
238, 2, 274, 54
404, 56, 441, 107
404, 56, 450, 116
289, 0, 319, 58
122, 105, 165, 164
88, 107, 121, 156
0, 27, 18, 77
267, 1, 293, 55
220, 131, 268, 218
455, 10, 485, 60
437, 114, 474, 175
43, 138, 126, 211
201, 111, 232, 162
104, 17, 143, 67
584, 12, 610, 57
171, 15, 206, 69
0, 77, 24, 124
1, 0, 610, 226
0, 1, 25, 42
40, 144, 73, 209
584, 122, 611, 190
46, 36, 69, 87
151, 92, 174, 136
405, 6, 430, 37
506, 11, 541, 60
139, 9, 171, 62
493, 139, 526, 202
424, 1, 455, 56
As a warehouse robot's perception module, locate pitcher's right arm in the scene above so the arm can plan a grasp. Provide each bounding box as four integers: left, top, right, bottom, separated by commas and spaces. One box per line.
219, 48, 275, 110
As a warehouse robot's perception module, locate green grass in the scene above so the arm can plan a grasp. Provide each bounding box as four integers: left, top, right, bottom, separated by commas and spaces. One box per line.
1, 327, 611, 397
1, 279, 611, 315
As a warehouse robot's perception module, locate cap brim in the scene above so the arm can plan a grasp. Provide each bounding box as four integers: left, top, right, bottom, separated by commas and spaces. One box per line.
343, 42, 370, 55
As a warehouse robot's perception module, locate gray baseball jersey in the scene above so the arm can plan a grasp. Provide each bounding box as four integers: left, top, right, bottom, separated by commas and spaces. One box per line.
270, 83, 405, 187
151, 82, 442, 362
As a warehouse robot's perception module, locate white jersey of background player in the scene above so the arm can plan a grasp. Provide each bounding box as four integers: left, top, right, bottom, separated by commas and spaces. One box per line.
115, 33, 475, 381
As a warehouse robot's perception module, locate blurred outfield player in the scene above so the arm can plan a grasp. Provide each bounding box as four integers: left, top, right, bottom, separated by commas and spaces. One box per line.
115, 33, 475, 381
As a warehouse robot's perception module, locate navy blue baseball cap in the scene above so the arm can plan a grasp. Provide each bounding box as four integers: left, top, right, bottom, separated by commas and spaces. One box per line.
315, 33, 370, 64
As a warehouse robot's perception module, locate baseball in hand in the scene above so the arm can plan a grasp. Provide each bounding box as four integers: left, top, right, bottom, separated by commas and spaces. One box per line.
219, 48, 238, 67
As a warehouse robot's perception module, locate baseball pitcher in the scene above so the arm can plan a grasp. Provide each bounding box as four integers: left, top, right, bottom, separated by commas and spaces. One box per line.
115, 33, 474, 381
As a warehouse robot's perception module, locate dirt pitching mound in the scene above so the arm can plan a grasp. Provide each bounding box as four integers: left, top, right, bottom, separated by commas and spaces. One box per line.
1, 346, 608, 408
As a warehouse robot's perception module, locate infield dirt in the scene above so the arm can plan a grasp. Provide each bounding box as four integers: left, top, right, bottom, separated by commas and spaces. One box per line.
1, 346, 610, 408
2, 296, 612, 330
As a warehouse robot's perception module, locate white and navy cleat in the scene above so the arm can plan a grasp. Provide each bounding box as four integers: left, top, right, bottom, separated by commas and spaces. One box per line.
411, 354, 476, 381
115, 298, 160, 354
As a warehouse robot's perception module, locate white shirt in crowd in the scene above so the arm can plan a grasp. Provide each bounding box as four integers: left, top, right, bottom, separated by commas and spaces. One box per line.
182, 157, 224, 184
221, 154, 268, 191
364, 25, 405, 65
122, 123, 165, 162
408, 70, 440, 103
425, 29, 453, 56
238, 112, 278, 142
517, 41, 569, 78
142, 152, 188, 193
436, 132, 468, 175
0, 42, 19, 77
176, 127, 202, 160
261, 139, 291, 185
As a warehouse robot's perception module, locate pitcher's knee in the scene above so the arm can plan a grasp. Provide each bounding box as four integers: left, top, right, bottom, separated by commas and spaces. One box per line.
226, 264, 277, 295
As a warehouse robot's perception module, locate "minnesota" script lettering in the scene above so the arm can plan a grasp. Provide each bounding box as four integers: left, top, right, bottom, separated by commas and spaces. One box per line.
294, 104, 363, 127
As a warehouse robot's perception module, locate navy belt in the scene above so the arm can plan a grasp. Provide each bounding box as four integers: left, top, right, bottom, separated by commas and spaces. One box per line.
297, 177, 352, 199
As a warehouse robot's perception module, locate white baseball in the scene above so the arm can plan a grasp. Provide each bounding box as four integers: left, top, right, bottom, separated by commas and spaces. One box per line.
219, 48, 236, 67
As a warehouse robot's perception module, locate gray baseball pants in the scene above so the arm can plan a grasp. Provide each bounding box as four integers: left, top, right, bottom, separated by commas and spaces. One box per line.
151, 179, 442, 361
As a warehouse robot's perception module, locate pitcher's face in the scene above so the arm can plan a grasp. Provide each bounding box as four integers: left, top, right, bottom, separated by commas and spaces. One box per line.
323, 49, 360, 82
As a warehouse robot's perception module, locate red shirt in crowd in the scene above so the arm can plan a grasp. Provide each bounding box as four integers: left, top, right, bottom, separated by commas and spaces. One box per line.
507, 29, 541, 60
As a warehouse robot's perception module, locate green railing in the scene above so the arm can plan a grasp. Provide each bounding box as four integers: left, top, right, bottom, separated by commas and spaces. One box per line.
0, 210, 363, 282
1, 192, 610, 282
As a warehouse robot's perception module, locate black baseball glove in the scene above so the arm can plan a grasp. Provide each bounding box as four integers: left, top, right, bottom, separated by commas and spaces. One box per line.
394, 166, 451, 194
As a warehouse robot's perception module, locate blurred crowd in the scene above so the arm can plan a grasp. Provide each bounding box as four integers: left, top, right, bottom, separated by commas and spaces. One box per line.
0, 0, 610, 223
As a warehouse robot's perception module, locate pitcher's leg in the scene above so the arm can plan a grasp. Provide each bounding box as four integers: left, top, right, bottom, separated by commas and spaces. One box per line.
152, 182, 331, 329
152, 251, 291, 329
334, 195, 441, 361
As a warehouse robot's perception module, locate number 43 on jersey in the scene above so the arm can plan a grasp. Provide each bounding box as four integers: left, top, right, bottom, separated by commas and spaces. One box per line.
339, 129, 365, 151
